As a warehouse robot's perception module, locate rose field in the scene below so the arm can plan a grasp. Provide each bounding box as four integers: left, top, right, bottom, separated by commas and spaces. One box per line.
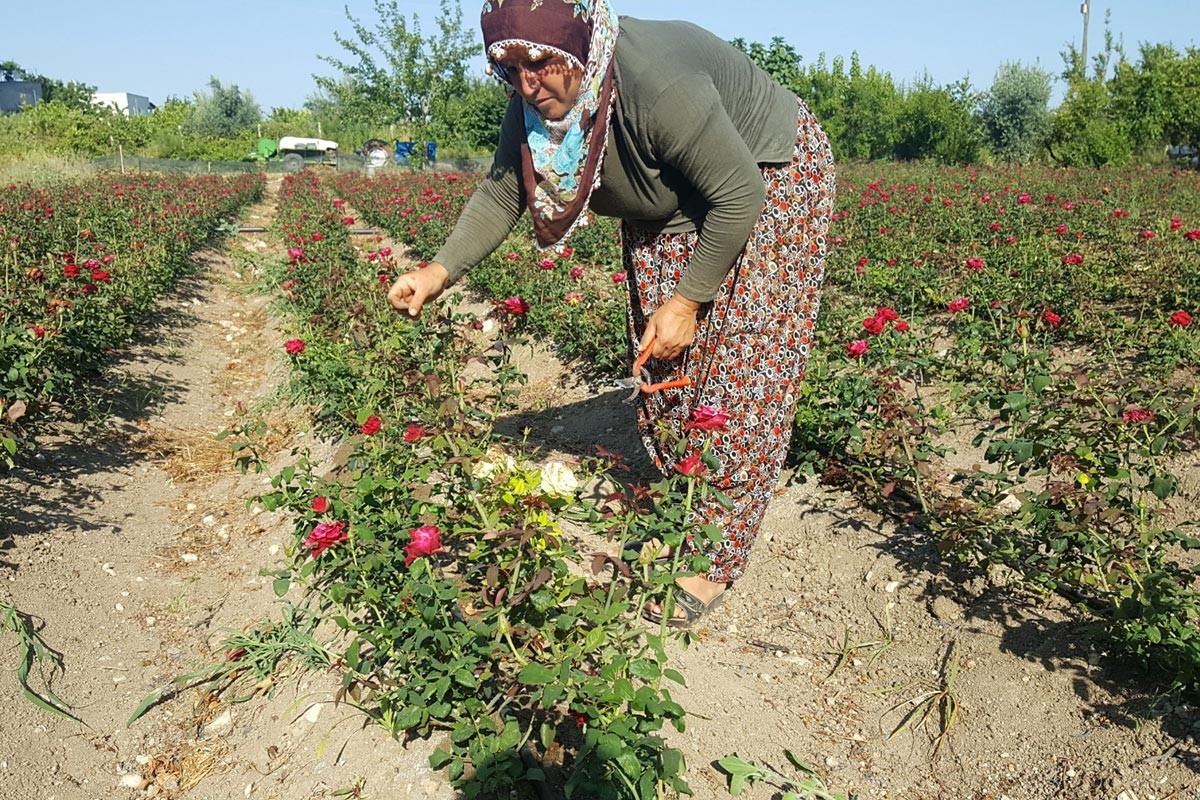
2, 160, 1200, 800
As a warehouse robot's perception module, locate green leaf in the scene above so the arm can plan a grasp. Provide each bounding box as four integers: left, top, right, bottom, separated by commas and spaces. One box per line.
1151, 474, 1178, 500
517, 663, 555, 685
272, 578, 290, 597
429, 748, 453, 769
1030, 374, 1052, 393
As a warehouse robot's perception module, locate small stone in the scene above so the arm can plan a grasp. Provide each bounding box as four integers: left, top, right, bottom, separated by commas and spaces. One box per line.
180, 553, 199, 563
825, 756, 839, 767
996, 493, 1023, 514
112, 675, 126, 685
303, 703, 322, 723
244, 783, 254, 797
201, 709, 233, 737
885, 580, 900, 593
114, 603, 124, 612
186, 503, 198, 512
930, 595, 962, 621
101, 563, 116, 576
268, 544, 280, 557
145, 617, 156, 626
1117, 792, 1140, 800
135, 755, 152, 766
202, 515, 216, 526
118, 774, 142, 788
726, 624, 739, 634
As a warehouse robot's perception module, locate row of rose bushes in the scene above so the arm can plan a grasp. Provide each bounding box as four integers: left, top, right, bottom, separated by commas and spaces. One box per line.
216, 171, 714, 797
336, 162, 1200, 697
0, 172, 265, 465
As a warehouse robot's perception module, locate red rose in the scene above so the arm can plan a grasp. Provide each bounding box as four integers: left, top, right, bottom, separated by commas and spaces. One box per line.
503, 296, 529, 316
965, 257, 985, 271
404, 525, 443, 566
1061, 253, 1084, 266
311, 232, 325, 241
611, 271, 627, 284
863, 315, 886, 335
1139, 229, 1156, 240
674, 452, 706, 477
342, 216, 356, 225
876, 306, 900, 322
1122, 406, 1154, 424
90, 269, 111, 282
894, 320, 910, 332
685, 405, 731, 432
505, 251, 520, 261
948, 297, 970, 313
1055, 224, 1067, 235
403, 423, 426, 442
284, 338, 306, 355
311, 496, 329, 513
1186, 230, 1200, 241
361, 415, 382, 435
1018, 193, 1032, 204
570, 267, 584, 280
304, 521, 348, 557
1170, 217, 1182, 230
1169, 310, 1192, 328
64, 264, 80, 278
846, 339, 869, 358
1042, 310, 1061, 327
539, 258, 556, 270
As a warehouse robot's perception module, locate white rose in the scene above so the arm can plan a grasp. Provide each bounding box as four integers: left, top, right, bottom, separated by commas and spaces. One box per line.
471, 448, 517, 480
538, 460, 579, 499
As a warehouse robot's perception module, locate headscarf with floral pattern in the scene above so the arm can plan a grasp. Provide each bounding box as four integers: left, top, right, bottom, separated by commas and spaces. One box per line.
481, 0, 619, 250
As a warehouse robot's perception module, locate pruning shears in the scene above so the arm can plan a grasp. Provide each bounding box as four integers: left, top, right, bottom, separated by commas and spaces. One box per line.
621, 335, 692, 404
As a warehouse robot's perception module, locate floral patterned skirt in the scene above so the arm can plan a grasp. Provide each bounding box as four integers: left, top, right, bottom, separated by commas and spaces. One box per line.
621, 98, 835, 584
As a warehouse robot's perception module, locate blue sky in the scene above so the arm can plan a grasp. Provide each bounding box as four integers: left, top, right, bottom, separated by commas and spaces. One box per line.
5, 1, 1196, 110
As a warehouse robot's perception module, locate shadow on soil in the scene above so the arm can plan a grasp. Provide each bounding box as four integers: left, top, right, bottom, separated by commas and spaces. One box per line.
0, 273, 207, 563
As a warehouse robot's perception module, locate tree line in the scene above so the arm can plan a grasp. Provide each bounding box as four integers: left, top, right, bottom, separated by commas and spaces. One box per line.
1, 1, 1196, 168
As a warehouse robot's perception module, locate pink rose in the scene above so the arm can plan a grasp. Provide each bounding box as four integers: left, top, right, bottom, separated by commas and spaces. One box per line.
564, 291, 583, 305
846, 339, 869, 358
304, 521, 348, 557
965, 257, 985, 271
686, 405, 731, 432
405, 525, 443, 566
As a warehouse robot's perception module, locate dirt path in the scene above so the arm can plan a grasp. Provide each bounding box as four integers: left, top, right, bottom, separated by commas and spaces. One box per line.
1, 183, 1198, 800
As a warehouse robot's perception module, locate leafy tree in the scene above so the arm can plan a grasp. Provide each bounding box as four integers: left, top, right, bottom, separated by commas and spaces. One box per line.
730, 36, 804, 92
315, 0, 479, 143
430, 77, 509, 152
181, 77, 261, 138
978, 62, 1052, 164
1110, 43, 1200, 157
895, 76, 982, 164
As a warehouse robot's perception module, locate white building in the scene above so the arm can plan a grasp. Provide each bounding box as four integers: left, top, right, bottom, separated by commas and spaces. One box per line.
92, 91, 152, 116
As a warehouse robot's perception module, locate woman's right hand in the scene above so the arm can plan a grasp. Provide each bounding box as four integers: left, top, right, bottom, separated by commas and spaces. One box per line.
387, 262, 450, 317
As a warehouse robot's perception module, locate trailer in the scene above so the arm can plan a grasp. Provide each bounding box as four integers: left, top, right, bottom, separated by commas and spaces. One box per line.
255, 136, 340, 171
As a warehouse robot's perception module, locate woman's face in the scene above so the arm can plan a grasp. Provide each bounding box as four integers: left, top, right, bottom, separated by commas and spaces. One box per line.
498, 48, 582, 120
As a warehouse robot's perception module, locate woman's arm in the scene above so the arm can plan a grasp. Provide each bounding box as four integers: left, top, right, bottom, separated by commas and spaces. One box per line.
389, 97, 526, 317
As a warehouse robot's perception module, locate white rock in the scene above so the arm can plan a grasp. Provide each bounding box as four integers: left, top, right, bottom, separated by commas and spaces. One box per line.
885, 580, 900, 593
303, 703, 322, 724
244, 782, 254, 797
202, 515, 216, 526
1117, 793, 1139, 800
145, 617, 156, 626
997, 494, 1023, 514
186, 503, 198, 512
203, 709, 233, 735
118, 774, 142, 788
268, 544, 280, 557
114, 603, 124, 612
180, 553, 199, 563
101, 563, 116, 576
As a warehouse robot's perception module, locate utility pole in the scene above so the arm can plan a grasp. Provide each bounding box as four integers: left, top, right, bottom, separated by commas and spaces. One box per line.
1080, 1, 1091, 78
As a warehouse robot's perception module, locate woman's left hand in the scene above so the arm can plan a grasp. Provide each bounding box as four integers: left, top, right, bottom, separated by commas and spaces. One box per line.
639, 294, 701, 361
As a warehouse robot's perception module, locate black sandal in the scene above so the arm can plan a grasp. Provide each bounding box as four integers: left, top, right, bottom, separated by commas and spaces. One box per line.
642, 586, 726, 629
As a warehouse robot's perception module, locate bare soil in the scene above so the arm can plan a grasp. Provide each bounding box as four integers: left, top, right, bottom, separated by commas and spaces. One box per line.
2, 182, 1199, 800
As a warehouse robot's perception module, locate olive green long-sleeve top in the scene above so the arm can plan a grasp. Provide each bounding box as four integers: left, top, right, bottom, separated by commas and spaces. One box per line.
432, 17, 798, 302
